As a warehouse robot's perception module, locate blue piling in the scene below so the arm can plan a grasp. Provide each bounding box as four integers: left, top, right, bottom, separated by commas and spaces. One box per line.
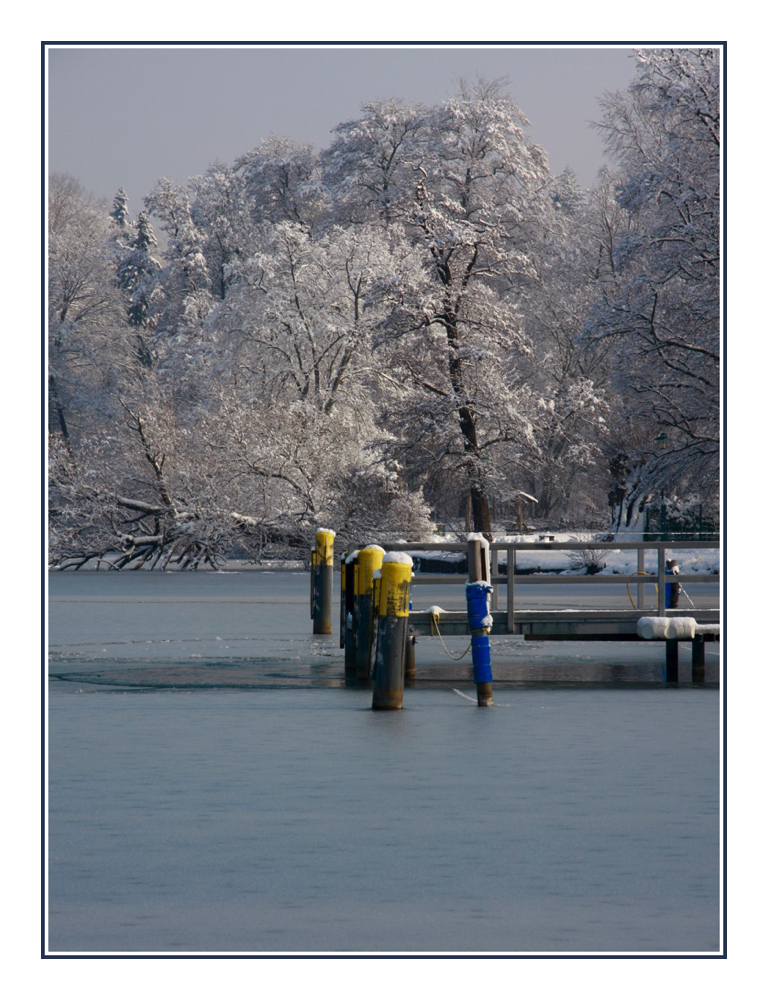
466, 579, 494, 706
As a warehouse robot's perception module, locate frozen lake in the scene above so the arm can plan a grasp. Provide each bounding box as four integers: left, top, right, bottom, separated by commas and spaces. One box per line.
47, 570, 721, 953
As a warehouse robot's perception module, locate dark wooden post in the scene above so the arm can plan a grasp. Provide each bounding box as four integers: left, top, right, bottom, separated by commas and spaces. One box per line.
344, 550, 359, 677
405, 635, 416, 680
665, 639, 679, 682
372, 554, 412, 710
310, 546, 315, 619
692, 636, 706, 683
339, 551, 347, 648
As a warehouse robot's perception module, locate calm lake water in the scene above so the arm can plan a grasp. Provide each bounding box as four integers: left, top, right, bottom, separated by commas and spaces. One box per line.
47, 570, 721, 954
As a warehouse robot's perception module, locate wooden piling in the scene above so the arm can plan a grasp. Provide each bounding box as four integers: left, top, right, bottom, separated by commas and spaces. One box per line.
467, 536, 493, 707
312, 530, 334, 634
356, 546, 385, 679
467, 535, 489, 585
405, 635, 416, 679
372, 554, 413, 710
309, 546, 315, 619
344, 550, 359, 676
339, 552, 346, 648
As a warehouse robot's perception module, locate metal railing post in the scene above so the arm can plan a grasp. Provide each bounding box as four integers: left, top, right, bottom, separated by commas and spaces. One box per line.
657, 545, 665, 614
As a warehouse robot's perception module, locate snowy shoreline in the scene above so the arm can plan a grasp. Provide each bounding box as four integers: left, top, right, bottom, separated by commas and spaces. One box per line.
51, 532, 720, 575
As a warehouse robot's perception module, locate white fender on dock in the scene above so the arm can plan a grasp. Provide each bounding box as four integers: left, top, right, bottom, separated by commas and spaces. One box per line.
637, 617, 698, 641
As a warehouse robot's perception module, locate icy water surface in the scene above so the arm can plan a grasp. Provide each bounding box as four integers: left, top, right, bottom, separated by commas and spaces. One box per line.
47, 570, 721, 953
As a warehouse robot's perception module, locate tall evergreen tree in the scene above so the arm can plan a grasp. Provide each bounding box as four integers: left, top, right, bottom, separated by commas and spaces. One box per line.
110, 186, 130, 228
116, 210, 160, 333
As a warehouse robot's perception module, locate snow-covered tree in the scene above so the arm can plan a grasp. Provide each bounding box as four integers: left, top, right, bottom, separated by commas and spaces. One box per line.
585, 48, 720, 522
211, 220, 419, 413
344, 79, 555, 532
48, 174, 126, 449
110, 186, 130, 228
48, 59, 721, 568
49, 392, 248, 570
499, 169, 620, 524
235, 135, 325, 229
322, 99, 428, 225
188, 162, 259, 300
115, 210, 161, 340
144, 177, 213, 339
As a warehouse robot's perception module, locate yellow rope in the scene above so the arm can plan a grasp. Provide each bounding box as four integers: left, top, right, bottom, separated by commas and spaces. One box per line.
430, 613, 473, 660
626, 571, 658, 609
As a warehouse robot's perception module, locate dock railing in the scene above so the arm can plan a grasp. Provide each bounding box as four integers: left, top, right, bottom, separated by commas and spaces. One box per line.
383, 538, 720, 635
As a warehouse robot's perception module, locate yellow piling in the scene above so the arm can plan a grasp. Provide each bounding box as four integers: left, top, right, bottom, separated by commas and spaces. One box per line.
356, 546, 385, 679
312, 529, 335, 635
372, 554, 413, 710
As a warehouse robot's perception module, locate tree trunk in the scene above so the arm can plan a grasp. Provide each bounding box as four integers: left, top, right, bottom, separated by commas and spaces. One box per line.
49, 373, 71, 452
446, 314, 492, 536
470, 483, 491, 534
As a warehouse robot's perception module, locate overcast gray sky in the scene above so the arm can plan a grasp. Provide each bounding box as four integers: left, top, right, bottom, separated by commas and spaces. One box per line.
47, 44, 637, 213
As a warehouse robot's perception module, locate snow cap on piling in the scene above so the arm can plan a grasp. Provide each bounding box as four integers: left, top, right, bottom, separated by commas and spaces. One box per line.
466, 532, 489, 544
382, 552, 413, 566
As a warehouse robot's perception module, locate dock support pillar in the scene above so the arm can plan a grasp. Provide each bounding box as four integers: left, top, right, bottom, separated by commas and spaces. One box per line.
692, 636, 706, 683
665, 638, 679, 682
372, 555, 413, 710
312, 530, 334, 635
405, 635, 416, 680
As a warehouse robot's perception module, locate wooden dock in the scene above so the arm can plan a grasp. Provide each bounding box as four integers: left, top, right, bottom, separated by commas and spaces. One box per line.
385, 539, 720, 679
323, 537, 720, 685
